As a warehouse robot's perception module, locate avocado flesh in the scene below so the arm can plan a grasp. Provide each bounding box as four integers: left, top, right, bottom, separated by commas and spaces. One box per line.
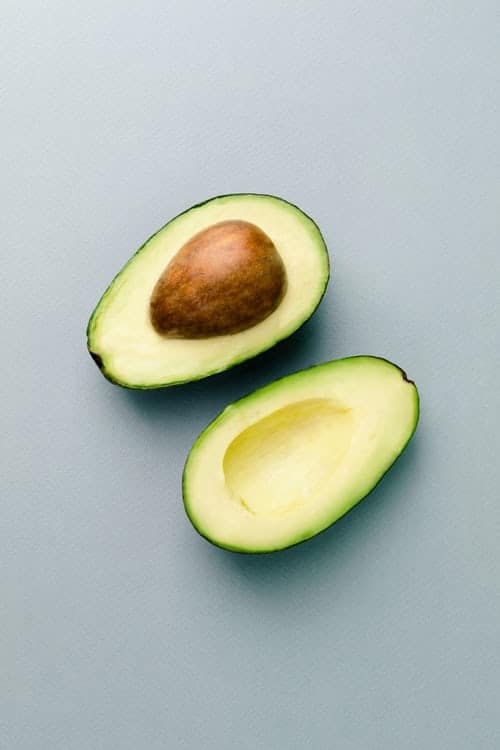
87, 194, 329, 388
183, 356, 419, 553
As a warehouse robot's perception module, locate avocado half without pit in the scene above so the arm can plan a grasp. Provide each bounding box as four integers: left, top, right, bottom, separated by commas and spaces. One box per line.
183, 356, 419, 553
87, 194, 329, 388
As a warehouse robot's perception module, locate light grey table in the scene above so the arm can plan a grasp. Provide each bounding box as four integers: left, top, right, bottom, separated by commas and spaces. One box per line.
3, 3, 500, 748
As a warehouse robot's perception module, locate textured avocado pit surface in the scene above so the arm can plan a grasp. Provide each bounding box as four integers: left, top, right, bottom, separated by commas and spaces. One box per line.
150, 220, 287, 338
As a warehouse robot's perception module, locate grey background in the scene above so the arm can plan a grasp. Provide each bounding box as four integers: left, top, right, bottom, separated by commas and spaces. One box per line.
2, 2, 500, 748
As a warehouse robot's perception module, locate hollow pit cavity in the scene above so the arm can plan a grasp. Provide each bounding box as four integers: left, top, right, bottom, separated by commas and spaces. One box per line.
223, 398, 355, 518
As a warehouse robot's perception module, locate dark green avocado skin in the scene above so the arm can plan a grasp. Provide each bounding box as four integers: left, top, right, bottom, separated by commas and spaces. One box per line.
182, 356, 420, 554
87, 193, 330, 389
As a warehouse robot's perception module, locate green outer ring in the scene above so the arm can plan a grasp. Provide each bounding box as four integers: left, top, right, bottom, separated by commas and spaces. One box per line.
182, 355, 420, 554
87, 193, 331, 389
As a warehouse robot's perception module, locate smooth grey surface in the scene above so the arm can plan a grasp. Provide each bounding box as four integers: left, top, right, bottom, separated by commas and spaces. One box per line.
2, 2, 500, 748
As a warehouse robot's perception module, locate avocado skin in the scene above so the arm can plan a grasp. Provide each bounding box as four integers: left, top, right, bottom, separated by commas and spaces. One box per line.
182, 356, 420, 554
87, 193, 330, 389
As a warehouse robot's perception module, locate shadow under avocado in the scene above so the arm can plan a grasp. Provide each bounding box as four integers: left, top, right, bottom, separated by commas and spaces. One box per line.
116, 301, 332, 423
195, 432, 423, 591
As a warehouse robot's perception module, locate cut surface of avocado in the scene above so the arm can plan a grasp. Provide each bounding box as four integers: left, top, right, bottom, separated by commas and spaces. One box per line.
87, 194, 329, 388
183, 356, 419, 553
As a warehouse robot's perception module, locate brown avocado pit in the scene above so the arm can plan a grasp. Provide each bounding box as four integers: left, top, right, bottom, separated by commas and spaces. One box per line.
149, 220, 287, 338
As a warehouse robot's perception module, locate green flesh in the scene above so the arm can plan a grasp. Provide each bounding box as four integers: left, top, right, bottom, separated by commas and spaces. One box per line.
87, 194, 329, 388
183, 356, 419, 553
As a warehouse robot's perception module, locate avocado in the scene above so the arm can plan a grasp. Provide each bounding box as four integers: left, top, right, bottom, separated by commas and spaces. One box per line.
87, 194, 329, 388
183, 356, 419, 553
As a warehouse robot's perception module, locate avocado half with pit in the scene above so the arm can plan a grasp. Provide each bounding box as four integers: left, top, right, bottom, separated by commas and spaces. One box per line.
183, 356, 419, 553
87, 194, 329, 388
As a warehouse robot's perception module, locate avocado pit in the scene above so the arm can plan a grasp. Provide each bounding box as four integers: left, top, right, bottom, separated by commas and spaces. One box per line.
150, 220, 287, 338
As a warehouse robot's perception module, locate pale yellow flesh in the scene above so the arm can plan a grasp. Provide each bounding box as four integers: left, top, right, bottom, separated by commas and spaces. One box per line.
184, 357, 419, 552
88, 195, 328, 387
223, 399, 355, 518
